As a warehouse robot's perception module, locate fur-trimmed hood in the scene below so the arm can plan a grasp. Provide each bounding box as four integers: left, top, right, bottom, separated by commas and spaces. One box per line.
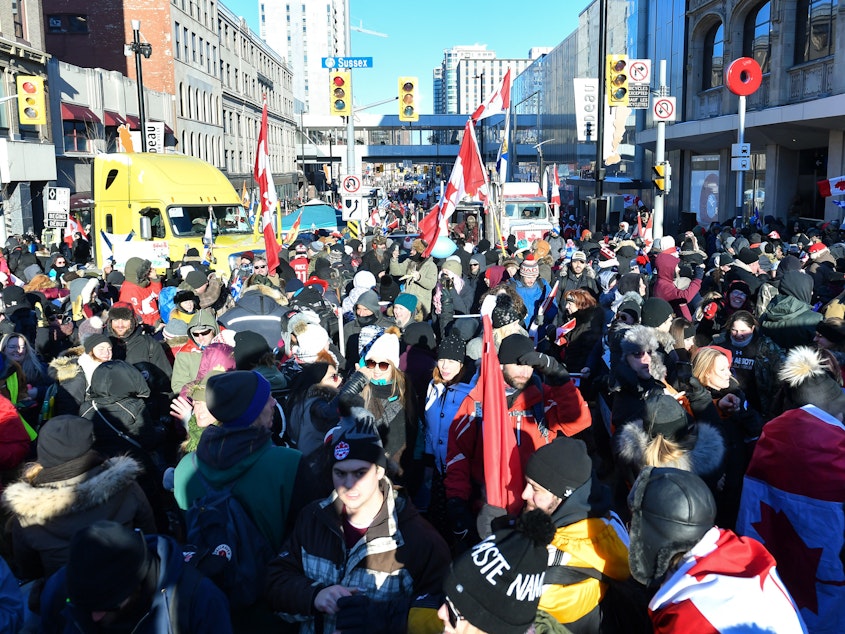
49, 347, 84, 382
614, 422, 725, 478
3, 455, 142, 527
611, 325, 668, 387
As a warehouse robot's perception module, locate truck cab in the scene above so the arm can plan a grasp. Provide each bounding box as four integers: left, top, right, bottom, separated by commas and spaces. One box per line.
498, 182, 556, 245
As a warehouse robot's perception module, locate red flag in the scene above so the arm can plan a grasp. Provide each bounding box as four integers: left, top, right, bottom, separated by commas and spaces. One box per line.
636, 212, 654, 252
254, 97, 280, 274
64, 214, 88, 248
418, 119, 488, 257
472, 68, 511, 122
477, 315, 523, 515
550, 164, 561, 208
818, 175, 845, 197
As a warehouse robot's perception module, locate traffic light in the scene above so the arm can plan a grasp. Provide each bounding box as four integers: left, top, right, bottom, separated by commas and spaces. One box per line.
398, 76, 419, 122
606, 55, 629, 107
329, 71, 352, 116
652, 162, 671, 195
16, 75, 46, 126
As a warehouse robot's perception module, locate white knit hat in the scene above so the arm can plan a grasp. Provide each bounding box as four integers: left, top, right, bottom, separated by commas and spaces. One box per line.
352, 270, 376, 290
295, 323, 330, 364
365, 332, 400, 368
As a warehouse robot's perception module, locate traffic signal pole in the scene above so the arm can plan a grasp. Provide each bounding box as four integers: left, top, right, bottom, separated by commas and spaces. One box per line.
653, 60, 667, 240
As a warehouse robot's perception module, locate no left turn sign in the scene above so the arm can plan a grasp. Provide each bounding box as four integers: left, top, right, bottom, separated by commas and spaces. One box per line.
341, 175, 362, 195
653, 97, 676, 122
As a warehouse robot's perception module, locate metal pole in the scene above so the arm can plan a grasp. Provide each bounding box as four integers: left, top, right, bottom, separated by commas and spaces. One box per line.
653, 60, 667, 240
736, 95, 746, 217
595, 0, 607, 199
132, 20, 147, 153
344, 2, 355, 178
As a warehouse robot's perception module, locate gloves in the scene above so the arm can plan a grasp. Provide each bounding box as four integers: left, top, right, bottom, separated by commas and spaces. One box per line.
440, 273, 454, 290
702, 301, 719, 321
517, 351, 570, 385
694, 264, 706, 280
336, 595, 404, 634
447, 497, 478, 546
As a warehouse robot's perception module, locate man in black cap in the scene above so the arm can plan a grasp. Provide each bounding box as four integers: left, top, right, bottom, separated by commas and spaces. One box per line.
520, 437, 633, 631
266, 408, 450, 634
445, 333, 592, 544
724, 246, 767, 296
558, 250, 599, 298
439, 509, 555, 634
40, 520, 232, 633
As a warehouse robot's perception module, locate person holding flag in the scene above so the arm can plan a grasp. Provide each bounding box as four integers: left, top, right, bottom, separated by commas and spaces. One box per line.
444, 306, 592, 548
254, 96, 281, 275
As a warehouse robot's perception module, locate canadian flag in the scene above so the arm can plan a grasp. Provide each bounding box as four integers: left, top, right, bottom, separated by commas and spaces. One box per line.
550, 164, 561, 209
817, 175, 845, 197
63, 215, 88, 248
418, 119, 488, 257
254, 97, 280, 274
471, 68, 511, 122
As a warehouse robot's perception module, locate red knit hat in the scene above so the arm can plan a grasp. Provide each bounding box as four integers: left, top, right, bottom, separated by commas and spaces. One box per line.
808, 242, 827, 254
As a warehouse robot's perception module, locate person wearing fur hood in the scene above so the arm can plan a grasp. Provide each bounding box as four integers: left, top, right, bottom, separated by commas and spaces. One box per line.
613, 393, 725, 519
609, 324, 688, 431
2, 415, 155, 609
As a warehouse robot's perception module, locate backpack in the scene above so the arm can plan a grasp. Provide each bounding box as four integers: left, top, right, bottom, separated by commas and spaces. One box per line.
184, 456, 275, 608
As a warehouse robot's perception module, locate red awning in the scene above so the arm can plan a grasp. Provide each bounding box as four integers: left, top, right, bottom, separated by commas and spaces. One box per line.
60, 103, 101, 124
103, 110, 127, 126
125, 114, 141, 129
150, 120, 174, 134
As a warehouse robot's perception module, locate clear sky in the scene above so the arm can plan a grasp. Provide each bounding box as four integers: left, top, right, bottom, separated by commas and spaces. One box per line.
223, 0, 593, 114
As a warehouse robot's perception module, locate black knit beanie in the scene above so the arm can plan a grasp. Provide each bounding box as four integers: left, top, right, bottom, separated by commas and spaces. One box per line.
525, 436, 592, 500
437, 335, 466, 362
497, 334, 535, 365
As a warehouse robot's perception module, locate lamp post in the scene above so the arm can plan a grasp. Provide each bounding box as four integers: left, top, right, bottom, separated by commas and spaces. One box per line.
127, 20, 152, 152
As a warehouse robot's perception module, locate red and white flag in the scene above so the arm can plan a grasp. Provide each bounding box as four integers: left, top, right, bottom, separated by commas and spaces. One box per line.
636, 212, 654, 252
418, 119, 488, 257
254, 97, 280, 274
550, 164, 561, 210
817, 175, 845, 197
63, 214, 87, 248
471, 68, 511, 122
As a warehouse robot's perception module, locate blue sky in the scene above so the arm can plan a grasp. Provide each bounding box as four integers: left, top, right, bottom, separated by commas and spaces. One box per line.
224, 0, 592, 114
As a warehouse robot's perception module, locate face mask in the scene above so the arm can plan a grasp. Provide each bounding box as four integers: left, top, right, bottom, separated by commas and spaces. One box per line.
730, 334, 753, 348
357, 313, 378, 327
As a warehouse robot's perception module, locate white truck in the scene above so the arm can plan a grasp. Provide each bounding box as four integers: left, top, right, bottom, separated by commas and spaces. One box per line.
490, 182, 557, 246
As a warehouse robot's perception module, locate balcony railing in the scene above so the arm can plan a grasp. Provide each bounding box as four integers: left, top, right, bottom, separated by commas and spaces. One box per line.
788, 57, 834, 102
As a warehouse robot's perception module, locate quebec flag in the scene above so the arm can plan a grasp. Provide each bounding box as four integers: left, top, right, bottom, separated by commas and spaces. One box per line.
737, 405, 845, 633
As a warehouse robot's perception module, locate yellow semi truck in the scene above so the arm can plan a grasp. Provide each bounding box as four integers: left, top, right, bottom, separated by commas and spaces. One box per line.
91, 153, 266, 274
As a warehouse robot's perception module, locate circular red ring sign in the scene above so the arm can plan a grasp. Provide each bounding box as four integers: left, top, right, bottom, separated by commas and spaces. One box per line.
725, 57, 763, 96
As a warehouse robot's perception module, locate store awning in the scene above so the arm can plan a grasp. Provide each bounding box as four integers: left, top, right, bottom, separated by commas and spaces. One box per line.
103, 110, 127, 126
125, 114, 141, 129
150, 120, 174, 134
60, 103, 101, 124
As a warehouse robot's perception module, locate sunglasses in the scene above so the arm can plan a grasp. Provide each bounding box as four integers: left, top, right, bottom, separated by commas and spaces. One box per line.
445, 597, 464, 628
193, 329, 213, 337
365, 359, 391, 371
630, 349, 653, 358
254, 264, 268, 270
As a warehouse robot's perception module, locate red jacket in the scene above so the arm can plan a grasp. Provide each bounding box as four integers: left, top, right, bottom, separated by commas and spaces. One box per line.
119, 280, 162, 326
0, 396, 31, 474
444, 378, 591, 503
652, 252, 702, 320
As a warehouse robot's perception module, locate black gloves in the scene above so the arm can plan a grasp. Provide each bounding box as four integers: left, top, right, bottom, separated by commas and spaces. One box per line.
336, 595, 405, 634
440, 273, 454, 290
517, 351, 571, 385
694, 264, 706, 280
447, 497, 479, 550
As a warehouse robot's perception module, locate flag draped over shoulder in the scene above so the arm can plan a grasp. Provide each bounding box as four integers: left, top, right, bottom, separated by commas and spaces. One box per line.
472, 68, 511, 122
254, 98, 280, 274
418, 119, 488, 257
818, 175, 845, 197
474, 315, 523, 515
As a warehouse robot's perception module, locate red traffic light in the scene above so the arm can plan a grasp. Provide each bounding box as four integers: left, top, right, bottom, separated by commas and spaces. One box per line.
21, 81, 37, 94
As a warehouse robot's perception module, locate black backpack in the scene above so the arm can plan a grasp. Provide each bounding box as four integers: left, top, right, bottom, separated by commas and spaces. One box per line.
184, 457, 275, 608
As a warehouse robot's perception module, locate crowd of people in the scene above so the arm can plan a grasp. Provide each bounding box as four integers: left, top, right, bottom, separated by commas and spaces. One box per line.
0, 207, 840, 633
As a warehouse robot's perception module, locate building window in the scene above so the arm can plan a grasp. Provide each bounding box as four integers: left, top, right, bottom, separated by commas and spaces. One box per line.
68, 15, 87, 32
744, 1, 771, 74
175, 23, 181, 60
796, 0, 837, 64
63, 121, 90, 153
703, 23, 724, 90
12, 0, 25, 38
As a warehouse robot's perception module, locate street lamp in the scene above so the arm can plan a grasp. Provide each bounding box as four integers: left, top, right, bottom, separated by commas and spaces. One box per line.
126, 20, 152, 151
533, 139, 556, 187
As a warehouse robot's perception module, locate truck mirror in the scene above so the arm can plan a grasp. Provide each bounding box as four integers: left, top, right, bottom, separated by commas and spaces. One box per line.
140, 216, 152, 240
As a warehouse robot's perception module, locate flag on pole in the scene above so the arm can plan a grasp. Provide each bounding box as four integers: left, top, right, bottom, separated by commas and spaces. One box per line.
818, 175, 845, 197
63, 214, 88, 248
636, 212, 654, 252
283, 211, 302, 247
471, 68, 511, 122
495, 112, 510, 185
241, 181, 250, 207
254, 97, 280, 274
419, 119, 488, 257
204, 208, 214, 247
550, 164, 561, 211
476, 314, 523, 515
